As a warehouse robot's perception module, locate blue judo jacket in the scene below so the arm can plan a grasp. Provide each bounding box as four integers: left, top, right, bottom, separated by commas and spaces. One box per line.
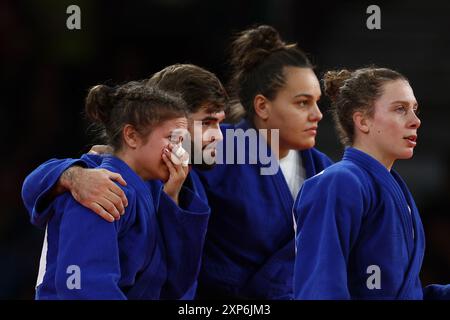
22, 154, 210, 299
195, 119, 333, 299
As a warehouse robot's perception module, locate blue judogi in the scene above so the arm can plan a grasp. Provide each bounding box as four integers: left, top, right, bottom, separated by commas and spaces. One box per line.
195, 119, 333, 299
22, 154, 210, 299
34, 155, 167, 299
293, 147, 450, 300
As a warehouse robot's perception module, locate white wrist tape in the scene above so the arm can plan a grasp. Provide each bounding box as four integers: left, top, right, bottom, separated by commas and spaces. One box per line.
170, 144, 189, 167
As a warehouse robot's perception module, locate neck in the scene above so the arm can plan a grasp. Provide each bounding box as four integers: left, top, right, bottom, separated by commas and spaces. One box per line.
277, 147, 290, 160
114, 149, 146, 179
352, 141, 394, 171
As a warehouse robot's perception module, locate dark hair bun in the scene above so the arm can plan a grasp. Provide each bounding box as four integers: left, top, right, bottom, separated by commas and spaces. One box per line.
230, 25, 287, 72
85, 84, 115, 124
323, 69, 352, 102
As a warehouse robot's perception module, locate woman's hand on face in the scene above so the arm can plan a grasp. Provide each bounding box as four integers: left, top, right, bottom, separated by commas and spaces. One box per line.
162, 143, 189, 205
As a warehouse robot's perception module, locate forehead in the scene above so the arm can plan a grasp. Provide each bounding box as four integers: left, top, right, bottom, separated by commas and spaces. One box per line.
190, 105, 225, 120
280, 67, 321, 97
158, 117, 188, 131
377, 80, 416, 105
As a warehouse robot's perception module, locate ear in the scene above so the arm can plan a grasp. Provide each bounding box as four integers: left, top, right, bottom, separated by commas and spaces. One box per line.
353, 111, 370, 134
122, 124, 140, 149
253, 94, 270, 120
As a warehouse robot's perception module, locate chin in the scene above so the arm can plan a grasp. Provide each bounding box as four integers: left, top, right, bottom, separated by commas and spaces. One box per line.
202, 151, 217, 166
296, 139, 316, 151
396, 149, 415, 160
283, 137, 314, 152
194, 162, 217, 171
403, 151, 415, 159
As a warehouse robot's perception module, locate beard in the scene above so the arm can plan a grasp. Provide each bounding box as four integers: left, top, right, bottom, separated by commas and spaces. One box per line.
188, 142, 217, 171
195, 162, 216, 171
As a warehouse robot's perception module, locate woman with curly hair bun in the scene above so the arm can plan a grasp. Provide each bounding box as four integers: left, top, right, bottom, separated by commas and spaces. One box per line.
195, 25, 333, 299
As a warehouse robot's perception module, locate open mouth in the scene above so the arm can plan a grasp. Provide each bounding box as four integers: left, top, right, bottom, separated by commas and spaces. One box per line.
203, 140, 218, 151
404, 135, 417, 147
404, 135, 417, 142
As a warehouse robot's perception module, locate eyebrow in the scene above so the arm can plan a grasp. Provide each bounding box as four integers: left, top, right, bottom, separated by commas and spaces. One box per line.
293, 93, 321, 99
390, 100, 418, 107
200, 116, 222, 121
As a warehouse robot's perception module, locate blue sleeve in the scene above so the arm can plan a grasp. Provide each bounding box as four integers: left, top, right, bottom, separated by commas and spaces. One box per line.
178, 183, 210, 213
293, 170, 365, 300
21, 155, 105, 228
54, 194, 127, 299
157, 187, 210, 299
21, 158, 89, 228
183, 171, 209, 207
423, 284, 450, 300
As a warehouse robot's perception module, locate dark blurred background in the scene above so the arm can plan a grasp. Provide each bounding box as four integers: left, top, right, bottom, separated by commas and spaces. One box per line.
1, 0, 449, 299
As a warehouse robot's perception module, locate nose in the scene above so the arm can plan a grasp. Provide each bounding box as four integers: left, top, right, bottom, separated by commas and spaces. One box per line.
210, 125, 223, 143
409, 110, 421, 129
308, 103, 323, 122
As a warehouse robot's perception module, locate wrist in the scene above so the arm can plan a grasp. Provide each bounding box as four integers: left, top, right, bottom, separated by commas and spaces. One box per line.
170, 194, 179, 205
59, 166, 82, 192
163, 187, 180, 205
